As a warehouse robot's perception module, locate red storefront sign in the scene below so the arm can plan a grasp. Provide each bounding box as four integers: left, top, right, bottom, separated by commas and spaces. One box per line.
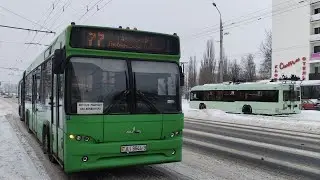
274, 56, 307, 80
279, 58, 301, 70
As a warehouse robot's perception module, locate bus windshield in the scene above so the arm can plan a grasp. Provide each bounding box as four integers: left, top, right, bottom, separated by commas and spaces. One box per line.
131, 61, 179, 113
67, 57, 179, 114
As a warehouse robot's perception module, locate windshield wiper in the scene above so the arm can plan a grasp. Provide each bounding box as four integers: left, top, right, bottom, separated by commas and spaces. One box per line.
104, 90, 130, 114
136, 90, 161, 113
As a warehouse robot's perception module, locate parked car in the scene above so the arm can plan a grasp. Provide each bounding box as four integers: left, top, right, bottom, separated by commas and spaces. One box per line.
3, 94, 11, 98
301, 99, 318, 110
316, 102, 320, 111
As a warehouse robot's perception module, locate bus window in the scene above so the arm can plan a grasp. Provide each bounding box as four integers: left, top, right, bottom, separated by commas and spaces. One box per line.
216, 91, 223, 101
208, 91, 216, 101
223, 91, 235, 102
301, 85, 320, 99
283, 90, 300, 101
190, 92, 197, 100
190, 91, 203, 101
260, 90, 279, 102
235, 90, 278, 102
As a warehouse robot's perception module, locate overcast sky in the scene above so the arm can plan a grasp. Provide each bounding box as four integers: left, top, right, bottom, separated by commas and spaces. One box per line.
0, 0, 272, 84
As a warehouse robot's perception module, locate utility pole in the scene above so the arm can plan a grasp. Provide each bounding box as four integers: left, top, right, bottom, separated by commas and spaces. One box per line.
212, 2, 223, 83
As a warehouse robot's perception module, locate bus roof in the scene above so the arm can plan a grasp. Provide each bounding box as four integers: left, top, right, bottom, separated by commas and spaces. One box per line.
191, 82, 299, 91
23, 24, 181, 76
300, 80, 320, 86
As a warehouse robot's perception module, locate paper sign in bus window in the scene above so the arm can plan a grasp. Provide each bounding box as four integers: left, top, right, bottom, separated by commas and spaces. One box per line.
77, 102, 103, 114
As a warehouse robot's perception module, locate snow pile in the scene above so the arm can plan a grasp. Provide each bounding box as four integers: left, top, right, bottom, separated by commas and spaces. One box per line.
0, 100, 49, 180
182, 99, 320, 134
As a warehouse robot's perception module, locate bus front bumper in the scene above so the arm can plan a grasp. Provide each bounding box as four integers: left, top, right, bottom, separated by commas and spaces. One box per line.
64, 138, 182, 173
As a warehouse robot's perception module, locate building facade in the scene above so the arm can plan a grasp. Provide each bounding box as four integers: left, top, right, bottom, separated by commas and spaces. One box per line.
272, 0, 320, 81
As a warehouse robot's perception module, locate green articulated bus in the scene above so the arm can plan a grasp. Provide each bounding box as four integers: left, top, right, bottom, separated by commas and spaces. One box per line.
18, 23, 185, 173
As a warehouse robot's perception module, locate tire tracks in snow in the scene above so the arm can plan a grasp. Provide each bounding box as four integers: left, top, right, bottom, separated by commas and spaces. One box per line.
184, 117, 320, 179
1, 98, 191, 180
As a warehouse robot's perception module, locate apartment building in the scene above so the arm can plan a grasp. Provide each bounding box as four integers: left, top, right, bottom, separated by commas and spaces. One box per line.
272, 0, 320, 80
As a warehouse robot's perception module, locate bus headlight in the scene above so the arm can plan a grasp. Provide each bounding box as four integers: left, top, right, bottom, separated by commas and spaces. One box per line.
69, 134, 94, 143
69, 134, 75, 139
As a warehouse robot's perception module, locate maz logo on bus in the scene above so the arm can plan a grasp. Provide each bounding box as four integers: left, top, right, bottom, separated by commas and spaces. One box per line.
277, 57, 306, 70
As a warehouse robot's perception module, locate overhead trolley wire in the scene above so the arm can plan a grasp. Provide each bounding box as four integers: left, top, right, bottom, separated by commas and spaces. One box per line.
82, 0, 114, 23
188, 1, 309, 40
78, 0, 104, 21
0, 24, 55, 33
188, 0, 305, 39
0, 5, 52, 31
11, 0, 62, 67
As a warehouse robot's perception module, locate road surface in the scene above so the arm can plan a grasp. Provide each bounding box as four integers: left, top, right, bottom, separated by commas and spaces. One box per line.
0, 97, 316, 180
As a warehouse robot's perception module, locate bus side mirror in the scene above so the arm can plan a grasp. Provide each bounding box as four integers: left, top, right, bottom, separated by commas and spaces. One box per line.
53, 49, 65, 74
179, 66, 185, 86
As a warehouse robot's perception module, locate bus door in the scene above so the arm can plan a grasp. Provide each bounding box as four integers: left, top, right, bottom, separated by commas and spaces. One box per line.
52, 73, 64, 161
289, 85, 298, 110
52, 74, 58, 158
31, 71, 38, 133
21, 71, 26, 121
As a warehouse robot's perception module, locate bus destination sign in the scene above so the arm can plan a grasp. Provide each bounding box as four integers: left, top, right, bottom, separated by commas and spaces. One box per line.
70, 27, 180, 55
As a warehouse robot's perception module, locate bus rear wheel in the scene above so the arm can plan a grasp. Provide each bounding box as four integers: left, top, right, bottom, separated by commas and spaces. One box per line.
18, 106, 24, 121
199, 103, 206, 110
25, 111, 32, 133
242, 105, 252, 114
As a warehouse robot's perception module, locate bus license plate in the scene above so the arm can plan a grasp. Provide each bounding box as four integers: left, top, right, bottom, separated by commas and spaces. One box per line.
121, 145, 147, 153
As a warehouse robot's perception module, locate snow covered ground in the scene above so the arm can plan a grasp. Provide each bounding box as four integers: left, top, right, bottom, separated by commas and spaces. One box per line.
0, 99, 49, 180
183, 99, 320, 134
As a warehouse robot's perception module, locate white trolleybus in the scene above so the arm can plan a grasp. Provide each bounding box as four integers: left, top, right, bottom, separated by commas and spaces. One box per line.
189, 81, 301, 115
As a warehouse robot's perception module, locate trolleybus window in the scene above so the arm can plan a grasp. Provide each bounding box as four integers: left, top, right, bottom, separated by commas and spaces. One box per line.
283, 90, 300, 101
191, 90, 279, 102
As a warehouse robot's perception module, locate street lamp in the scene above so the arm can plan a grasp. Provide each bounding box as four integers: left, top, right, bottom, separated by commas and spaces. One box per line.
212, 2, 223, 83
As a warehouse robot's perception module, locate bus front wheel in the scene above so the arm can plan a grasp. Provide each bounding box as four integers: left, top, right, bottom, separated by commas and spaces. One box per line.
242, 105, 252, 114
42, 125, 56, 163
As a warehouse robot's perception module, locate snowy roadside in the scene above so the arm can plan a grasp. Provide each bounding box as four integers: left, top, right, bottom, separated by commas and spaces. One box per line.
183, 99, 320, 134
0, 99, 50, 180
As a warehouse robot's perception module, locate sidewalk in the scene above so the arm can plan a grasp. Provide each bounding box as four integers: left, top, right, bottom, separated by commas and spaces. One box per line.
0, 99, 49, 180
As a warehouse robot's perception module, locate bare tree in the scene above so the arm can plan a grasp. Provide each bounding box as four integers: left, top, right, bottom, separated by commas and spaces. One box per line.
187, 56, 198, 89
223, 54, 231, 82
198, 40, 216, 85
241, 54, 256, 82
259, 30, 272, 79
229, 59, 241, 81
